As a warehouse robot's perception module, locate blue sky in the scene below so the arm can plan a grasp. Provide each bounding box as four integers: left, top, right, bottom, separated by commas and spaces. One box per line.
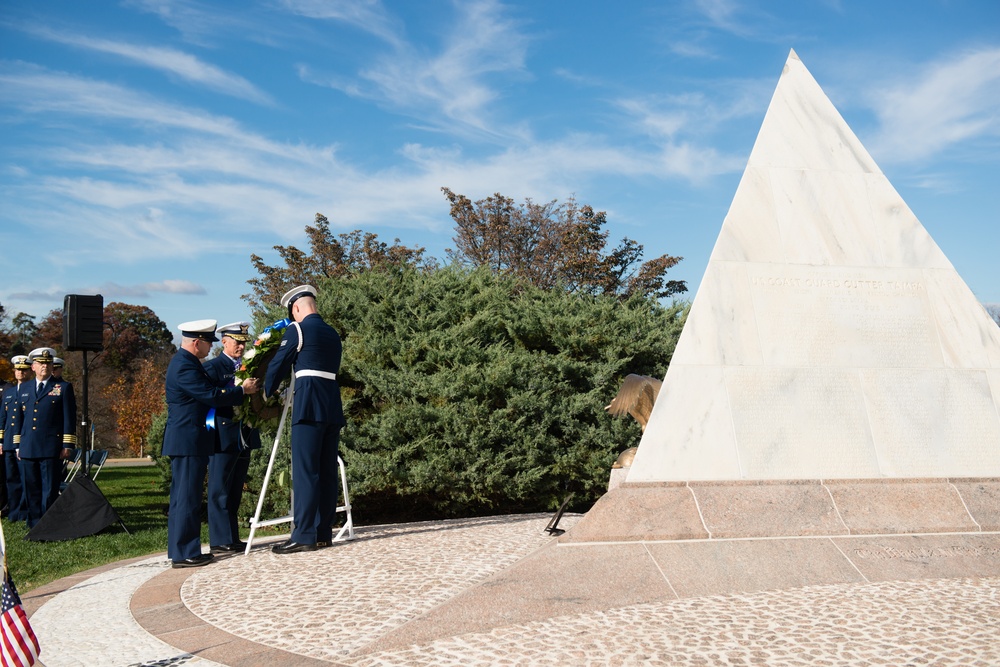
2, 0, 998, 339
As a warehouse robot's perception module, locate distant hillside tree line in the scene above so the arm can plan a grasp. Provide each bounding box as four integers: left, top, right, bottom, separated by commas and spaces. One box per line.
0, 301, 175, 457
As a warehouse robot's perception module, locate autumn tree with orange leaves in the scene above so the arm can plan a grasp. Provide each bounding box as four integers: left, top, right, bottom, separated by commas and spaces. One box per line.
102, 357, 167, 456
2, 301, 176, 456
97, 304, 174, 455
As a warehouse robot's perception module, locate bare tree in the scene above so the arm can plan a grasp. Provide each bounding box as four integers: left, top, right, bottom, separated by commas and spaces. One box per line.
985, 302, 1000, 328
245, 214, 430, 310
442, 188, 686, 299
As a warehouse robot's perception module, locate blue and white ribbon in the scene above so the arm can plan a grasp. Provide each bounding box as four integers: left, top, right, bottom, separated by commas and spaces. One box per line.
262, 318, 291, 334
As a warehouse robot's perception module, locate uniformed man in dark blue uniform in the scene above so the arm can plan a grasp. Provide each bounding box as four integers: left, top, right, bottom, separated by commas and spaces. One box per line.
0, 373, 7, 517
204, 321, 261, 554
0, 374, 7, 518
265, 285, 346, 554
163, 320, 260, 568
17, 347, 77, 528
51, 356, 78, 452
1, 355, 32, 521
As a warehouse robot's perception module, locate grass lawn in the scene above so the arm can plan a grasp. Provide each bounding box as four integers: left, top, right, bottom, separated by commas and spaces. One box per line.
2, 467, 169, 591
2, 466, 286, 592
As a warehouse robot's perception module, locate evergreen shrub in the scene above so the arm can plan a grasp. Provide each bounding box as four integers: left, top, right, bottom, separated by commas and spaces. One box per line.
148, 266, 687, 525
323, 266, 685, 522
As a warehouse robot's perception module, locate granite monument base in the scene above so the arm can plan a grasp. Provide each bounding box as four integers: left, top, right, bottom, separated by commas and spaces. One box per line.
564, 478, 1000, 542
354, 480, 1000, 655
540, 477, 1000, 596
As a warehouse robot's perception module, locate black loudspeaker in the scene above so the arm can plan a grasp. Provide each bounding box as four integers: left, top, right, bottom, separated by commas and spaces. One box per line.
64, 294, 105, 351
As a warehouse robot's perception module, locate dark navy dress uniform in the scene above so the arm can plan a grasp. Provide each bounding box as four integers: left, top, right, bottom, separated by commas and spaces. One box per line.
264, 312, 346, 545
0, 380, 8, 515
0, 380, 6, 513
17, 378, 77, 527
204, 352, 260, 547
1, 382, 30, 521
163, 347, 247, 563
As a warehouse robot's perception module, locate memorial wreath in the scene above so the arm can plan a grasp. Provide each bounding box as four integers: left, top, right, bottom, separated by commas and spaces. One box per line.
235, 318, 291, 429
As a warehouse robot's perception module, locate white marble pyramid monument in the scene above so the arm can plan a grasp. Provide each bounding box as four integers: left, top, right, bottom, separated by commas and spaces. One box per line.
628, 50, 1000, 482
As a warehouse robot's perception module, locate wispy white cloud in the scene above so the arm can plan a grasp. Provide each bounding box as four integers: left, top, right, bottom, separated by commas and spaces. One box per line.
0, 49, 743, 269
392, 135, 740, 202
901, 171, 962, 194
867, 47, 1000, 164
149, 280, 206, 294
20, 128, 737, 254
553, 67, 602, 87
91, 280, 207, 297
2, 63, 238, 133
667, 38, 718, 59
694, 0, 743, 33
700, 0, 798, 43
664, 0, 793, 56
300, 0, 530, 139
617, 99, 689, 140
6, 289, 62, 302
615, 78, 772, 141
281, 0, 403, 47
9, 280, 206, 301
0, 63, 320, 160
18, 24, 273, 105
123, 0, 245, 45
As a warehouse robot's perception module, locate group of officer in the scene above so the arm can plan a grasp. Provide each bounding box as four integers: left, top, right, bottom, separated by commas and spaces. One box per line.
0, 285, 344, 565
162, 319, 262, 567
163, 284, 345, 568
1, 349, 78, 528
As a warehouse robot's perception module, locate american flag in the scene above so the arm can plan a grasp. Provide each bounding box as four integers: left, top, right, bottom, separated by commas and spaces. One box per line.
1, 568, 39, 667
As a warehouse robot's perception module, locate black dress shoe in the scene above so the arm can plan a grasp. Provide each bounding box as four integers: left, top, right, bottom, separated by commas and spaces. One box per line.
210, 542, 247, 553
171, 553, 214, 568
271, 540, 317, 554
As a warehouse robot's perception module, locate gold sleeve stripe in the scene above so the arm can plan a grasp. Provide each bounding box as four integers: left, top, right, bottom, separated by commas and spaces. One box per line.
13, 435, 20, 444
63, 434, 79, 445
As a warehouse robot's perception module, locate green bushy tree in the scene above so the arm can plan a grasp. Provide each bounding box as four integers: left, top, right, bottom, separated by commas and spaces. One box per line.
300, 265, 685, 522
151, 262, 687, 526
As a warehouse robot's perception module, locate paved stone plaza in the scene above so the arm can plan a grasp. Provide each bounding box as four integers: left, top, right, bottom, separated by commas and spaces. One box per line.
22, 514, 1000, 666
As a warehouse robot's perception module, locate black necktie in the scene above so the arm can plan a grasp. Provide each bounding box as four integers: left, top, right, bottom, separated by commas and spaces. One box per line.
38, 381, 46, 394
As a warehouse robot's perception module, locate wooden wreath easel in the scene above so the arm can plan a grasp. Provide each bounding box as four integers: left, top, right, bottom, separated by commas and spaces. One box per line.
244, 373, 355, 555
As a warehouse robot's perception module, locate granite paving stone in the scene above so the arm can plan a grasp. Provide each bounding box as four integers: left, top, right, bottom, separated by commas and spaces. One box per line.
344, 578, 999, 666
23, 513, 1000, 666
183, 515, 568, 662
28, 556, 224, 667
